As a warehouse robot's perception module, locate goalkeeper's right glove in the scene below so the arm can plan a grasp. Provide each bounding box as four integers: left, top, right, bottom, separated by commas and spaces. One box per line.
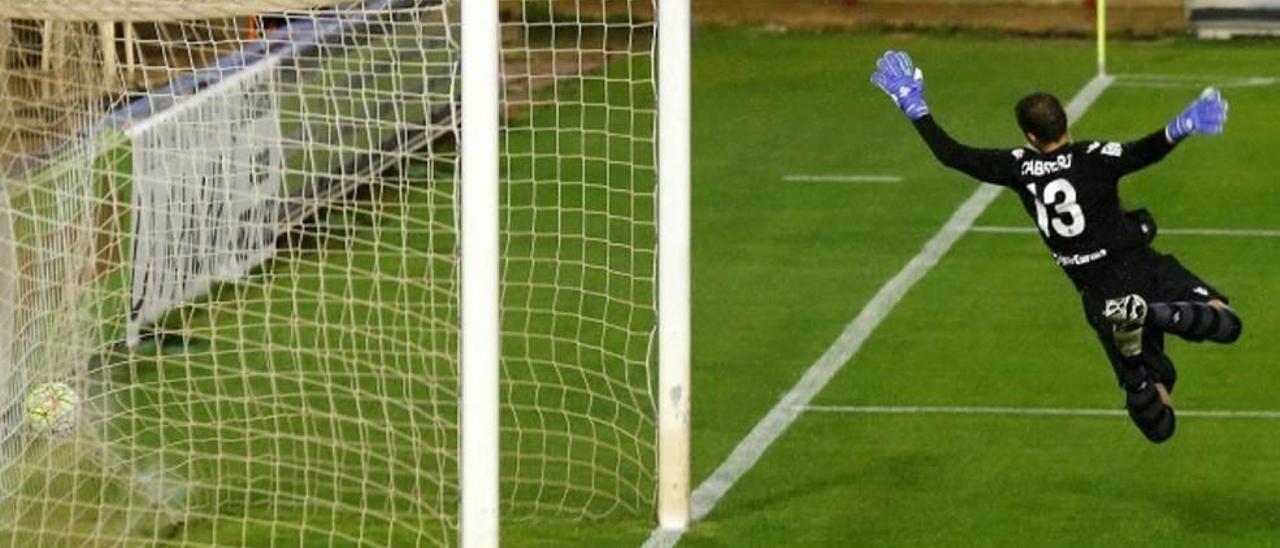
1166, 87, 1228, 142
870, 50, 929, 120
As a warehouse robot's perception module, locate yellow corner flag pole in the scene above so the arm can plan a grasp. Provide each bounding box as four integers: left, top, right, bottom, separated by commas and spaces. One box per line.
1096, 0, 1108, 75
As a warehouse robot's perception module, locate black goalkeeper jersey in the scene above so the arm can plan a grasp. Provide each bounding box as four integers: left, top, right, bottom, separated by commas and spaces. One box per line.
912, 115, 1177, 282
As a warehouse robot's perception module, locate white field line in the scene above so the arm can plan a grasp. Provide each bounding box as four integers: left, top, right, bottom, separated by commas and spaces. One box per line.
783, 174, 903, 183
803, 404, 1280, 420
1112, 73, 1278, 89
1116, 72, 1278, 81
1113, 79, 1278, 89
970, 225, 1280, 238
640, 72, 1115, 548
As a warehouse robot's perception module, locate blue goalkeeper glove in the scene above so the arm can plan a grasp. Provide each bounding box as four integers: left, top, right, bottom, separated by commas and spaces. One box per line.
1166, 87, 1228, 142
870, 50, 929, 120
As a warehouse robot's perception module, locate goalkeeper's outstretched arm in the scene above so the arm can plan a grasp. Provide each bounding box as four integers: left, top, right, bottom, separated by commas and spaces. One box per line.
1106, 129, 1177, 177
1107, 88, 1229, 177
911, 114, 1018, 186
869, 50, 1017, 187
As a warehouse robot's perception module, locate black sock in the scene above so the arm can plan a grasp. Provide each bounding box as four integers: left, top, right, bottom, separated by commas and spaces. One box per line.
1126, 383, 1175, 443
1148, 301, 1242, 343
1119, 364, 1148, 393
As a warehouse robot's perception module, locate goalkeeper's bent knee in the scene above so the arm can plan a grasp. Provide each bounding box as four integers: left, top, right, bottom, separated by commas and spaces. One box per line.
1148, 301, 1242, 343
1126, 383, 1175, 444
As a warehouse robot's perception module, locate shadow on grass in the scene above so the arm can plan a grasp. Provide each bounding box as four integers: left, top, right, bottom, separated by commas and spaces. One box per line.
1059, 475, 1280, 537
1158, 485, 1280, 536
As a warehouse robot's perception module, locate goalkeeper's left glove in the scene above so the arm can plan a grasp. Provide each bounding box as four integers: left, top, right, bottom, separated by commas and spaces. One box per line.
1166, 87, 1228, 142
870, 50, 929, 120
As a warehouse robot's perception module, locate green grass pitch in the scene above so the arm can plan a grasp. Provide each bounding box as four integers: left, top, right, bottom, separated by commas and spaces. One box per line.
659, 28, 1280, 548
7, 24, 1279, 548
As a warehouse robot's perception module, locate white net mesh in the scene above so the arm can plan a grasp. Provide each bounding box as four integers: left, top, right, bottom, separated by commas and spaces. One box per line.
0, 0, 659, 545
498, 0, 657, 519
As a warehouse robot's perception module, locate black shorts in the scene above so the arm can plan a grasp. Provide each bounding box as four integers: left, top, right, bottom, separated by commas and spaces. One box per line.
1072, 247, 1229, 391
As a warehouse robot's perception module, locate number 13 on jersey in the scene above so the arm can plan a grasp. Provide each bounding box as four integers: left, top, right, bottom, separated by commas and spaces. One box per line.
1026, 178, 1085, 238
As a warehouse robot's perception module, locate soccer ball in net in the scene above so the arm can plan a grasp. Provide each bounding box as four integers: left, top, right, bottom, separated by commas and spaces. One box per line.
25, 382, 79, 437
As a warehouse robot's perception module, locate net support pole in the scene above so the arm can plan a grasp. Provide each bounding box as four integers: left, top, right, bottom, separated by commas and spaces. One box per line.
123, 22, 137, 80
657, 0, 692, 531
0, 20, 10, 121
460, 0, 501, 547
99, 21, 118, 89
1096, 0, 1107, 75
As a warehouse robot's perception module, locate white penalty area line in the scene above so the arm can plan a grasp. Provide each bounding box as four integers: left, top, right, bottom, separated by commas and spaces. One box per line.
783, 174, 903, 183
803, 404, 1280, 420
970, 225, 1280, 238
640, 72, 1115, 548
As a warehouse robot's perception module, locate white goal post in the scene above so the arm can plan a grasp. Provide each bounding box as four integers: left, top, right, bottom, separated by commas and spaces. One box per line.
655, 0, 693, 532
0, 0, 690, 545
459, 0, 502, 545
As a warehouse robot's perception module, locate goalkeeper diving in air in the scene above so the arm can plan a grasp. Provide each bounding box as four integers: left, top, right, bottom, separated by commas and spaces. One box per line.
870, 51, 1241, 443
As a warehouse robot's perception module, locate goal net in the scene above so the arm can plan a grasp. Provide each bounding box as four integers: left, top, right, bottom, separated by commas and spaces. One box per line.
0, 0, 668, 544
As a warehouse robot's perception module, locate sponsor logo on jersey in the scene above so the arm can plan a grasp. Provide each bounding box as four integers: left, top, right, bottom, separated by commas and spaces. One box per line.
1011, 149, 1026, 160
1020, 153, 1073, 177
1053, 247, 1108, 267
1103, 298, 1127, 319
1101, 142, 1123, 157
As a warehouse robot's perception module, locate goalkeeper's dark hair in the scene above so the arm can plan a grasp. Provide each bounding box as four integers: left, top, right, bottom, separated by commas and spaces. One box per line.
1015, 92, 1068, 146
